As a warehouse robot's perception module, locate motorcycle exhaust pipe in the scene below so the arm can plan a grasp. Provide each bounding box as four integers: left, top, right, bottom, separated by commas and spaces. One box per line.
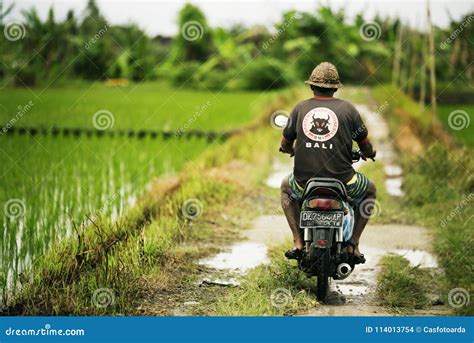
336, 263, 352, 279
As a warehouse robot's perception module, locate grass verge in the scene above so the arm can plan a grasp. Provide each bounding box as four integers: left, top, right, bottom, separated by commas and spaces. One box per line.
372, 86, 473, 316
376, 255, 442, 313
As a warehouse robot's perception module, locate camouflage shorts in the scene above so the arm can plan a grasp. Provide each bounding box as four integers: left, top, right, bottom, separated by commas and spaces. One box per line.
288, 172, 369, 205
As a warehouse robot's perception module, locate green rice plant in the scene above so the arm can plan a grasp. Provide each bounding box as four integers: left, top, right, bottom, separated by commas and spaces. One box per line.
0, 134, 209, 299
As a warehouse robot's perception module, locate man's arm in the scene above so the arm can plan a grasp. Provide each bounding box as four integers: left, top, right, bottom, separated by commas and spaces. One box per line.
279, 106, 298, 156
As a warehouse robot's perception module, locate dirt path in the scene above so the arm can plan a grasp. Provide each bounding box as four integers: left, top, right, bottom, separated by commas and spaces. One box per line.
202, 171, 443, 315
197, 205, 446, 316
301, 223, 440, 316
196, 89, 449, 316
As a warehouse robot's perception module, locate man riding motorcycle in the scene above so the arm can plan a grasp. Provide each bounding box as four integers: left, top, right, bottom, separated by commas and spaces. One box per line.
279, 62, 377, 264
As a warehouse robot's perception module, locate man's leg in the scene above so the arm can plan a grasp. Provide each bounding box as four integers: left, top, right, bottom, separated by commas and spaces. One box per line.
350, 180, 377, 256
280, 176, 303, 249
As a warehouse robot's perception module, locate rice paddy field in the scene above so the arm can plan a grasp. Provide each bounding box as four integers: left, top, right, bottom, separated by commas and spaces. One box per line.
0, 82, 270, 130
0, 82, 275, 298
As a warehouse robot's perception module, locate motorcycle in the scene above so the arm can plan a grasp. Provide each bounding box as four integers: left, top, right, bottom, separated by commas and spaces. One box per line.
295, 149, 374, 301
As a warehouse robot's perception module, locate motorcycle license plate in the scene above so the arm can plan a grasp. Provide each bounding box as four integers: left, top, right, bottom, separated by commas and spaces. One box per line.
300, 211, 344, 228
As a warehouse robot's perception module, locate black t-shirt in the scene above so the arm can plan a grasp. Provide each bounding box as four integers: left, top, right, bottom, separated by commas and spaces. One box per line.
283, 97, 368, 186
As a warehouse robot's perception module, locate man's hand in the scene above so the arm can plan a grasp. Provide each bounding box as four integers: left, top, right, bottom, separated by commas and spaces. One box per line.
360, 149, 376, 161
357, 137, 376, 161
280, 136, 295, 156
279, 145, 294, 156
359, 152, 376, 161
366, 150, 376, 160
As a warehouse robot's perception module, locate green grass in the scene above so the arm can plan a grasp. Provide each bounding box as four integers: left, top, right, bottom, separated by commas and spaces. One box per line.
438, 105, 474, 146
0, 82, 275, 131
210, 242, 317, 316
372, 85, 432, 135
401, 145, 473, 315
376, 255, 436, 312
372, 85, 473, 315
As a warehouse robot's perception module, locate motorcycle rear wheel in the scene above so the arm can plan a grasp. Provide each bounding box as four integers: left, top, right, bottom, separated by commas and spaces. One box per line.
316, 249, 330, 301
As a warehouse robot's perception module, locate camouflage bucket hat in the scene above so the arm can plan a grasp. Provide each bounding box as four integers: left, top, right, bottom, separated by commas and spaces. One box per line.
304, 62, 343, 89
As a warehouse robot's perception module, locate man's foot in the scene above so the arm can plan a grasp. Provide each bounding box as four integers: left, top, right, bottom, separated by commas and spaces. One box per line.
346, 242, 366, 264
284, 247, 303, 260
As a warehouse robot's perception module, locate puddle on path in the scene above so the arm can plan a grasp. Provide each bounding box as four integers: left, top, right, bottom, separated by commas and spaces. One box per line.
384, 164, 403, 177
392, 249, 438, 268
385, 177, 404, 197
336, 283, 370, 296
198, 163, 290, 286
199, 242, 269, 273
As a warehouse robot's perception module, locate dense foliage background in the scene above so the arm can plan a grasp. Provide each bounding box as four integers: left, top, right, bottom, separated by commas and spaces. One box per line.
1, 0, 472, 96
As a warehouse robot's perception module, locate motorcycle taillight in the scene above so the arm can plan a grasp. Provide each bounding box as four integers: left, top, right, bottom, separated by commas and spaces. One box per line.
307, 198, 341, 210
316, 239, 328, 246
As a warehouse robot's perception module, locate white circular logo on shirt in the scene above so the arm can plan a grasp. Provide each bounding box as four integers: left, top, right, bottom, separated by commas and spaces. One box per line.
302, 107, 339, 142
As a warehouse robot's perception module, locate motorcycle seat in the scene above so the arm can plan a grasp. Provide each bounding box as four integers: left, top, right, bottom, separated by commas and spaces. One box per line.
302, 177, 348, 202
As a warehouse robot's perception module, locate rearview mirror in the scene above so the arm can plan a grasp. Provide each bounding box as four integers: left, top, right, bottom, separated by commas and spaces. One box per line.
270, 111, 289, 129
